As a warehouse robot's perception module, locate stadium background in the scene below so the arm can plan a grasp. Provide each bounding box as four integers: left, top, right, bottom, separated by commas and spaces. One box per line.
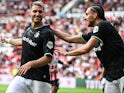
0, 0, 124, 91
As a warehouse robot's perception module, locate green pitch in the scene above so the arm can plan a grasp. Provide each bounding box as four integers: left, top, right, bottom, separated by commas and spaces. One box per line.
0, 84, 8, 93
0, 84, 102, 93
58, 88, 102, 93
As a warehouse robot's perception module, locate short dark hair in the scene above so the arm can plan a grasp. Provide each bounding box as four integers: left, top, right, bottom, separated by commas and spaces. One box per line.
90, 5, 106, 20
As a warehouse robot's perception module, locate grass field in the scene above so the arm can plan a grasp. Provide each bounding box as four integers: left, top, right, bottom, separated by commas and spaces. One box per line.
0, 84, 102, 93
0, 84, 8, 93
58, 88, 102, 93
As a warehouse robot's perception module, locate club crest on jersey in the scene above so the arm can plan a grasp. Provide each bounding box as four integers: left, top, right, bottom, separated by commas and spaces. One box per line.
93, 26, 99, 33
47, 41, 53, 49
34, 31, 40, 38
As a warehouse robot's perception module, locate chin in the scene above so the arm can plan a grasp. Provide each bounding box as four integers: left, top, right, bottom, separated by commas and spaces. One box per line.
34, 20, 41, 23
34, 19, 42, 23
88, 23, 94, 27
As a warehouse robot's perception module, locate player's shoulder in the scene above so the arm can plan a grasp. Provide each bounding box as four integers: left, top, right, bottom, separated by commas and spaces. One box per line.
97, 20, 112, 29
25, 23, 31, 30
40, 24, 53, 33
40, 24, 50, 29
99, 20, 111, 26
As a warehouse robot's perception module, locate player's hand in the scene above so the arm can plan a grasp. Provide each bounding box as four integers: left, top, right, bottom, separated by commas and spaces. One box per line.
49, 68, 57, 73
55, 47, 67, 56
18, 62, 32, 76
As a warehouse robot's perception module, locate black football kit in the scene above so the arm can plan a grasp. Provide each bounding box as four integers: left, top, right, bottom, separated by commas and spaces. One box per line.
21, 24, 55, 83
81, 21, 124, 81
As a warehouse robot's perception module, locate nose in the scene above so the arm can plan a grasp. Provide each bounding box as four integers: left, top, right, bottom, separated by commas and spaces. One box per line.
36, 12, 39, 15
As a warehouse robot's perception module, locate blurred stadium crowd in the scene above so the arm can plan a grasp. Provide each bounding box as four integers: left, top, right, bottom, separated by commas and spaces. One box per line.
0, 0, 124, 81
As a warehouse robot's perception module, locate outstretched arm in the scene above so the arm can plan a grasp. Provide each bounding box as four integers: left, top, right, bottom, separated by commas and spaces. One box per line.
55, 37, 99, 56
52, 29, 86, 44
0, 37, 22, 46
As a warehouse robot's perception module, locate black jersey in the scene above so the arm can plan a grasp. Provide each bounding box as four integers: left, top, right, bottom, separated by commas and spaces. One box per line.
21, 24, 55, 83
82, 21, 124, 81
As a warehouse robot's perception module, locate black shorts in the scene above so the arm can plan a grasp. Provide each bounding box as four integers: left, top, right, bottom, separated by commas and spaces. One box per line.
50, 79, 59, 87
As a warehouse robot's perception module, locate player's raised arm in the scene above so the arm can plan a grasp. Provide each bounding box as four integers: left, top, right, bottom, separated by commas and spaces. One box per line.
52, 29, 86, 44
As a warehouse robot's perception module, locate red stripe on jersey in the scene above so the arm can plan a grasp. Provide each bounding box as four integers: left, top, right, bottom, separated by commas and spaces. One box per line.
50, 51, 59, 80
54, 65, 57, 80
50, 66, 53, 80
50, 65, 58, 80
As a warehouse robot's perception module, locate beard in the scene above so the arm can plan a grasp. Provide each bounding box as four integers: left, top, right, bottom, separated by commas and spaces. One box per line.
32, 17, 42, 23
88, 18, 96, 27
88, 20, 95, 27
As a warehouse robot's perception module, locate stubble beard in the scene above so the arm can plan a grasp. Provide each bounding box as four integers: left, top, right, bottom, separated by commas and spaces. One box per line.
33, 18, 43, 25
88, 19, 95, 27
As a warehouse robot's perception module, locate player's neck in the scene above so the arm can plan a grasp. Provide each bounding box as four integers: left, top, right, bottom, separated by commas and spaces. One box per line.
31, 22, 43, 28
94, 19, 103, 26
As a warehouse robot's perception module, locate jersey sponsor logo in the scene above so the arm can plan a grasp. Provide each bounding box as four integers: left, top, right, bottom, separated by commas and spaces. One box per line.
34, 31, 40, 38
47, 41, 53, 49
93, 26, 99, 33
23, 36, 37, 47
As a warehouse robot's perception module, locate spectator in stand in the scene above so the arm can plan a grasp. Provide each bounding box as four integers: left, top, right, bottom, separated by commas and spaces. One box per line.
49, 51, 61, 93
49, 51, 60, 93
